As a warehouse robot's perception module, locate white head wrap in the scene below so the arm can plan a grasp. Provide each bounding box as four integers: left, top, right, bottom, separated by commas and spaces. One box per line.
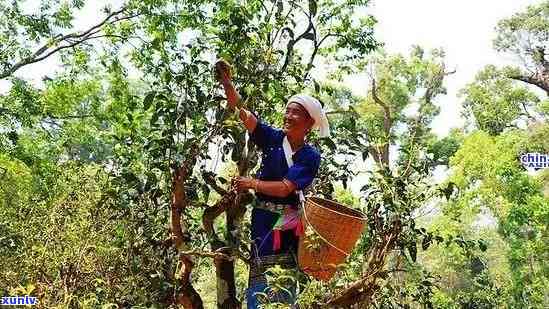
286, 94, 331, 137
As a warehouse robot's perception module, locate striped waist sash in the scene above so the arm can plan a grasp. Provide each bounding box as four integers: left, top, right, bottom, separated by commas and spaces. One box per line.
253, 200, 295, 213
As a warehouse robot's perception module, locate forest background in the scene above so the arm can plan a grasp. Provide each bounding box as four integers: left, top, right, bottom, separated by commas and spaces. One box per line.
0, 0, 548, 308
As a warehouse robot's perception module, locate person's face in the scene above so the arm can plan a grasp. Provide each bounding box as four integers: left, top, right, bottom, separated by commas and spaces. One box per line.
283, 102, 314, 136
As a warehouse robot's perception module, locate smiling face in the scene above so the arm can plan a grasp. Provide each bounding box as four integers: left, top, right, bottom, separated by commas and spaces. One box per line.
283, 102, 315, 137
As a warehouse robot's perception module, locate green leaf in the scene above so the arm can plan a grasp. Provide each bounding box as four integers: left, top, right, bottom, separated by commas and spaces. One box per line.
122, 172, 139, 187
322, 137, 336, 151
143, 91, 156, 110
201, 184, 210, 201
151, 37, 161, 51
408, 242, 417, 263
309, 0, 318, 17
478, 239, 488, 252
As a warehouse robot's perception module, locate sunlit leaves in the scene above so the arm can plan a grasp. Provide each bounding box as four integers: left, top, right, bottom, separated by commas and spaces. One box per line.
0, 154, 32, 209
494, 1, 549, 58
460, 65, 540, 135
446, 127, 549, 307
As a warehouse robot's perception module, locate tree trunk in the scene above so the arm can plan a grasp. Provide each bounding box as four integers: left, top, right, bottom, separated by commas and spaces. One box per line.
171, 165, 204, 309
214, 248, 241, 309
203, 135, 256, 308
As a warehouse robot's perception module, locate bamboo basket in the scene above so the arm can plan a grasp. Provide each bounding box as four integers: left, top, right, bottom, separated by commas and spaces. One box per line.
298, 197, 366, 281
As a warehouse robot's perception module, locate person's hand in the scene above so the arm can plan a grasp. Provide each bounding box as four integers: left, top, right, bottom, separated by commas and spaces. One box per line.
232, 176, 256, 192
215, 59, 232, 84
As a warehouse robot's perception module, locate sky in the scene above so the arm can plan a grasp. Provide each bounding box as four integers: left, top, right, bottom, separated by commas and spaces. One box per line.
350, 0, 542, 136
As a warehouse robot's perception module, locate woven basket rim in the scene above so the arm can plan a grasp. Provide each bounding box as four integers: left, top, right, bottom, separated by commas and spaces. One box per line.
306, 196, 366, 222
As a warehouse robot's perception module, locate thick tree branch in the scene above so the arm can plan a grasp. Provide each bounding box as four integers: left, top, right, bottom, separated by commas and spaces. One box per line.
0, 7, 140, 80
509, 70, 549, 95
371, 78, 391, 135
175, 255, 203, 309
280, 8, 315, 74
304, 26, 319, 81
326, 222, 401, 307
171, 163, 203, 308
202, 189, 237, 248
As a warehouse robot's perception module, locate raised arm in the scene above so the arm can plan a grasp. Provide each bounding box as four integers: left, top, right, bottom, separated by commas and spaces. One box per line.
216, 60, 257, 133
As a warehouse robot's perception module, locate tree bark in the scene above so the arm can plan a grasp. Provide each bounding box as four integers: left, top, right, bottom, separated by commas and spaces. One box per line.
509, 70, 549, 96
202, 189, 242, 309
201, 135, 257, 308
171, 165, 203, 309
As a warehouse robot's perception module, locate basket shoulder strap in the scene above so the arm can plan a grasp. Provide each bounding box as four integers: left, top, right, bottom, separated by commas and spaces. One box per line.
282, 135, 294, 167
282, 136, 305, 204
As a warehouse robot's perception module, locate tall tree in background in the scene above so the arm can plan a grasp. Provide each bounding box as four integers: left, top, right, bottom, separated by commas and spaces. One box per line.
444, 2, 549, 307
494, 0, 549, 94
446, 128, 548, 307
461, 65, 542, 135
312, 47, 475, 308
